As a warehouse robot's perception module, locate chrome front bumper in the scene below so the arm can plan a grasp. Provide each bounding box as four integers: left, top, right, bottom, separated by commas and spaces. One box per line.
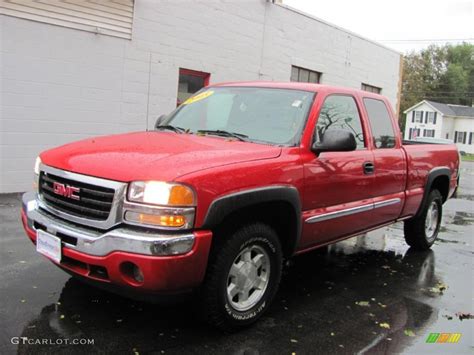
22, 192, 195, 256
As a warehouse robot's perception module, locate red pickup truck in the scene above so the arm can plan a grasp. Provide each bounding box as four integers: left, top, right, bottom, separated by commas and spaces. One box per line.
22, 82, 459, 330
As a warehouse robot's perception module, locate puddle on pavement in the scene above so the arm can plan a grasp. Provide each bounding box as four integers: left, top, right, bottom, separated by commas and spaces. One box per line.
443, 211, 474, 226
454, 193, 474, 202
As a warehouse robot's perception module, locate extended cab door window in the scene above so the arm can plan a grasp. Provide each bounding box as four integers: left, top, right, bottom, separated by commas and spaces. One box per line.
315, 95, 366, 149
362, 97, 405, 223
363, 98, 396, 148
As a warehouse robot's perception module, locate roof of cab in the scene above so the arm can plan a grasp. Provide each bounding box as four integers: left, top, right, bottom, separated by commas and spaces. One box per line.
209, 81, 386, 100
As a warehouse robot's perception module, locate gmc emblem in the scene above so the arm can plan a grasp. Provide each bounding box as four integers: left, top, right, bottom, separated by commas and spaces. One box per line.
53, 182, 80, 200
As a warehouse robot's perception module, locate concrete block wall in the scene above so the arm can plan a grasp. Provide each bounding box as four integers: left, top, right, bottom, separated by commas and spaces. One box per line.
0, 0, 401, 192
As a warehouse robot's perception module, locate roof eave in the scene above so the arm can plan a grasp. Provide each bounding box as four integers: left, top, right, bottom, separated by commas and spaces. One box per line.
403, 100, 445, 116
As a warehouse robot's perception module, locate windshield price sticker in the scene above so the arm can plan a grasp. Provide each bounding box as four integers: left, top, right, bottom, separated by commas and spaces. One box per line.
183, 91, 214, 105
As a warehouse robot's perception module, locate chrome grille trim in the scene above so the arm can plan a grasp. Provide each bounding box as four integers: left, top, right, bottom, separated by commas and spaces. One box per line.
38, 164, 127, 230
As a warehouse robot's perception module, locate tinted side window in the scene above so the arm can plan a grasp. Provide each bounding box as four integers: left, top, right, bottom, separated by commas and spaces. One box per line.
363, 98, 396, 148
315, 95, 365, 149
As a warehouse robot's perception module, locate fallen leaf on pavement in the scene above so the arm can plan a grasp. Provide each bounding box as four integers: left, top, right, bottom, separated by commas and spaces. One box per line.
430, 282, 448, 294
456, 312, 474, 321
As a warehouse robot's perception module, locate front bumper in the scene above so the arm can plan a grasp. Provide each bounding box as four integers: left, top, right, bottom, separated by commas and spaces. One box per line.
21, 192, 213, 293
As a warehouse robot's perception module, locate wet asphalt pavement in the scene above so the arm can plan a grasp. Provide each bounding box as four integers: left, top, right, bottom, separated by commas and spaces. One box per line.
1, 163, 473, 354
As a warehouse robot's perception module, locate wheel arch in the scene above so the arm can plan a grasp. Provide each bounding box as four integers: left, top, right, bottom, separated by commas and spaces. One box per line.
416, 167, 450, 217
202, 186, 302, 257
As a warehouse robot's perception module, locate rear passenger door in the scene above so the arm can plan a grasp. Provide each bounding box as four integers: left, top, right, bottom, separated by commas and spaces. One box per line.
362, 98, 406, 224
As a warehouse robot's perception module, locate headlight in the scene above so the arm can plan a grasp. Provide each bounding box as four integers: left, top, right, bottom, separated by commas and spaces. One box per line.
128, 181, 195, 206
125, 181, 196, 229
33, 156, 41, 191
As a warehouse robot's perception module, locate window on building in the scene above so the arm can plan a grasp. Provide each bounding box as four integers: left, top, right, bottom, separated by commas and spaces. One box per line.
409, 128, 421, 139
315, 95, 365, 149
446, 133, 449, 139
0, 0, 134, 39
423, 129, 435, 137
470, 132, 473, 145
363, 98, 396, 148
454, 131, 467, 144
290, 66, 321, 83
414, 111, 423, 123
177, 69, 210, 106
361, 83, 382, 94
426, 112, 436, 124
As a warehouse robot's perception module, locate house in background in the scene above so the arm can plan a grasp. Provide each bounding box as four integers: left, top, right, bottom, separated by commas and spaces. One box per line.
404, 100, 474, 154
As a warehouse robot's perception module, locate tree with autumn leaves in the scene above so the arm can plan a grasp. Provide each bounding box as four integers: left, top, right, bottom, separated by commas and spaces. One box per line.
399, 43, 474, 130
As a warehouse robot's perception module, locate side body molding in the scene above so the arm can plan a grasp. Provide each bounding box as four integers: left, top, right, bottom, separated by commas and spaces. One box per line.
202, 186, 302, 254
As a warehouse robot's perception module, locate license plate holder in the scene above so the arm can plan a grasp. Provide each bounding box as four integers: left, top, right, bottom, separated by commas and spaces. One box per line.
36, 230, 62, 263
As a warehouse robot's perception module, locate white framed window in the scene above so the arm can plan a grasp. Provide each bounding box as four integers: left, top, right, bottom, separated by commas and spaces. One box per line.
409, 128, 421, 139
427, 112, 436, 123
414, 111, 423, 123
423, 129, 435, 138
455, 131, 467, 144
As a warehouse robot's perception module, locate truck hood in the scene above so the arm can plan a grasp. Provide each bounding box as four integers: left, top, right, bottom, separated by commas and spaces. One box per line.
40, 131, 282, 182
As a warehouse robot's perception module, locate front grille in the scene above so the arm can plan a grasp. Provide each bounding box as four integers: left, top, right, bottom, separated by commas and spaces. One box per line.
39, 172, 115, 221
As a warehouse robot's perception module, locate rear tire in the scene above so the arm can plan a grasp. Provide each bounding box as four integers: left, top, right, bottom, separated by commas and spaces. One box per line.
200, 222, 282, 332
404, 189, 443, 250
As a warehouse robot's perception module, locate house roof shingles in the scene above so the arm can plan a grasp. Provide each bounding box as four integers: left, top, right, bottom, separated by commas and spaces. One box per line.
426, 100, 474, 118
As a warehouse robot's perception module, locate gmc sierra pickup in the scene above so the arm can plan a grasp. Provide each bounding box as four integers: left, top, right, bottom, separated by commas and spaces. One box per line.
22, 82, 459, 330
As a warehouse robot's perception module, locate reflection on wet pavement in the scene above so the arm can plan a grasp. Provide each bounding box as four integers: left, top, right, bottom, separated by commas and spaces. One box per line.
11, 233, 445, 354
1, 162, 473, 354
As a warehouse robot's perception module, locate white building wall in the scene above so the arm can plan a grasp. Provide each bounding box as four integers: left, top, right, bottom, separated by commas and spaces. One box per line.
0, 0, 402, 193
404, 102, 443, 140
453, 117, 474, 154
261, 5, 400, 107
441, 116, 455, 140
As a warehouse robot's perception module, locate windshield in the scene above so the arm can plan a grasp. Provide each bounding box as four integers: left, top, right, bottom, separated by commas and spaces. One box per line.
161, 87, 315, 145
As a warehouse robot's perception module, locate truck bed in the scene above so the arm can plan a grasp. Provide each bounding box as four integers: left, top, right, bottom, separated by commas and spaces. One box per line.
400, 142, 459, 217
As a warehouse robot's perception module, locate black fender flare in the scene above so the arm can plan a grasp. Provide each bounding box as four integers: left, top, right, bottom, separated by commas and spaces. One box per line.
416, 167, 450, 217
202, 186, 302, 255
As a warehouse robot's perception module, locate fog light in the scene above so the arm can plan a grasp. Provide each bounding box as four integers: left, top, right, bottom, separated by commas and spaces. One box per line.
133, 265, 144, 283
120, 262, 144, 284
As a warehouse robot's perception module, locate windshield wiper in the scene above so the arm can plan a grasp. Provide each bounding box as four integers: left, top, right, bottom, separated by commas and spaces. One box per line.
156, 125, 187, 134
197, 130, 249, 142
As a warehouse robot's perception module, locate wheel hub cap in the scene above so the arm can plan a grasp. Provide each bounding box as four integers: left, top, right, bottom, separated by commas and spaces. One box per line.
227, 245, 270, 311
425, 201, 439, 240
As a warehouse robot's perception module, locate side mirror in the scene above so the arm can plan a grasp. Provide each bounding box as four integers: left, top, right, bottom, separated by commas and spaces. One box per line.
312, 129, 357, 153
154, 114, 166, 129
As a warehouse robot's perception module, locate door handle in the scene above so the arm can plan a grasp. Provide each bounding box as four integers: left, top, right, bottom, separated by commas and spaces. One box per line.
363, 162, 375, 175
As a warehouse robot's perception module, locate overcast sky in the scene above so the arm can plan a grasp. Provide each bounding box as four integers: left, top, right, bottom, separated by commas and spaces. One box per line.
284, 0, 474, 53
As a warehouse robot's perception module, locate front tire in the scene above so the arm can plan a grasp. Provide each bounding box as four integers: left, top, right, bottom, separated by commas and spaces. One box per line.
404, 189, 443, 250
200, 223, 282, 332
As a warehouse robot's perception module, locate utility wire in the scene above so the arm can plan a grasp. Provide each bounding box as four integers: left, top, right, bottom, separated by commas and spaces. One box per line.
378, 38, 473, 42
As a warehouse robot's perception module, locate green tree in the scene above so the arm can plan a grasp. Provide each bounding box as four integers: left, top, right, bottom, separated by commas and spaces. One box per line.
399, 43, 473, 131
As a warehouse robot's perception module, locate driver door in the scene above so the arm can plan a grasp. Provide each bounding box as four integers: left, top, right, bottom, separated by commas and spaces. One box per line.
300, 94, 375, 249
